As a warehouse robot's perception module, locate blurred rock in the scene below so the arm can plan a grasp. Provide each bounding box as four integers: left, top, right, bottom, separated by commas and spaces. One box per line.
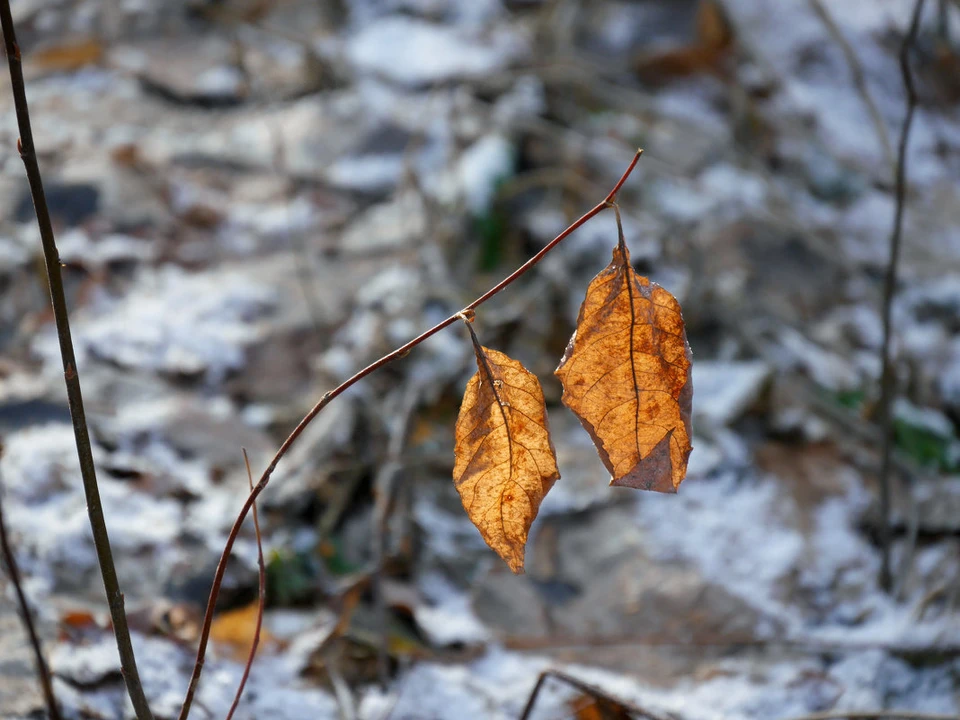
346, 16, 527, 87
52, 635, 124, 687
692, 360, 771, 427
339, 191, 426, 255
15, 181, 99, 227
33, 265, 277, 382
113, 36, 247, 107
473, 503, 784, 644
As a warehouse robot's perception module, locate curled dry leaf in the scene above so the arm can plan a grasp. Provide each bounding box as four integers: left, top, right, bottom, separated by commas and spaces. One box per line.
454, 331, 560, 573
556, 223, 692, 493
210, 601, 273, 661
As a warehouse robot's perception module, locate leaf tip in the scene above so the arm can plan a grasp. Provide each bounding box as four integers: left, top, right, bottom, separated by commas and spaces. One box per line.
609, 430, 682, 493
506, 556, 526, 575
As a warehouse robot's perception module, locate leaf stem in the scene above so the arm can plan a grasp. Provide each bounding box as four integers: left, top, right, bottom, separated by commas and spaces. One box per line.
0, 5, 153, 718
178, 149, 645, 719
608, 200, 626, 255
463, 319, 506, 410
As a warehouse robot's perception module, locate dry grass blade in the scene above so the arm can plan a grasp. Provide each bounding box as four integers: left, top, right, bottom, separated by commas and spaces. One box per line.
224, 449, 266, 720
876, 0, 927, 592
556, 205, 692, 493
454, 321, 560, 573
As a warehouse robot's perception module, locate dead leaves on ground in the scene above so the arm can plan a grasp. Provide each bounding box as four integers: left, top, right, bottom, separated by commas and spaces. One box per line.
210, 601, 274, 660
453, 208, 693, 573
29, 39, 104, 74
633, 0, 734, 84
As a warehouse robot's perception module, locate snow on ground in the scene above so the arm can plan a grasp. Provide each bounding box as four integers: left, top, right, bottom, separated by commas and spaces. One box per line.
2, 0, 959, 718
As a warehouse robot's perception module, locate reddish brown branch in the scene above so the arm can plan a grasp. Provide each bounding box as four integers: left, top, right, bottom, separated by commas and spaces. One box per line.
177, 149, 644, 719
0, 475, 62, 720
224, 450, 266, 720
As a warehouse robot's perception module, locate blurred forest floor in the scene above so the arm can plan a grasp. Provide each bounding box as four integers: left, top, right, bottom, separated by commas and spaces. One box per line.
2, 0, 960, 718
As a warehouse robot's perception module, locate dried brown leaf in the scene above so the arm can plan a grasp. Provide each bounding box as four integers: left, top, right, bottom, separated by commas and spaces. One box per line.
454, 337, 560, 573
210, 601, 273, 660
556, 227, 693, 493
31, 39, 103, 72
633, 0, 733, 83
569, 693, 633, 720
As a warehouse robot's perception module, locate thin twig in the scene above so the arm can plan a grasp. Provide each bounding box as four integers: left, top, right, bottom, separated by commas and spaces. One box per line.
893, 482, 920, 601
177, 149, 645, 720
877, 0, 927, 593
915, 581, 954, 621
0, 6, 154, 719
371, 383, 421, 688
783, 711, 959, 720
807, 0, 897, 175
268, 123, 327, 341
518, 669, 671, 720
503, 634, 960, 657
224, 450, 266, 720
327, 661, 357, 720
0, 472, 62, 720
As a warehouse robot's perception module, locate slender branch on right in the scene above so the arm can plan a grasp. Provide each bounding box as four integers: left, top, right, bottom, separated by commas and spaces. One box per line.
0, 473, 62, 720
808, 0, 896, 175
876, 0, 927, 593
0, 4, 153, 718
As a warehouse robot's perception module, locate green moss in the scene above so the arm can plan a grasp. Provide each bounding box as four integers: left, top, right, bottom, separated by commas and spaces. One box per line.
893, 418, 960, 473
265, 548, 318, 606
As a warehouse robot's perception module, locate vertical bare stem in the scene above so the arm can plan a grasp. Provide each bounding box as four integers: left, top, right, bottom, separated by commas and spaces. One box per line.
224, 450, 266, 720
877, 0, 926, 592
0, 5, 153, 718
0, 475, 62, 720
